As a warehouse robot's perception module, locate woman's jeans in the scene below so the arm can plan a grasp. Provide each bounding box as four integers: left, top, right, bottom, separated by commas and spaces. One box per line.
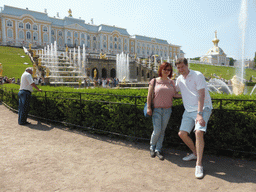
18, 90, 31, 125
150, 107, 172, 152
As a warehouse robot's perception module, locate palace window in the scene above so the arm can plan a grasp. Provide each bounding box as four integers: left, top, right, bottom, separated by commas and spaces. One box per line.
114, 37, 117, 42
131, 47, 134, 53
93, 36, 96, 41
7, 20, 13, 27
103, 35, 106, 40
43, 34, 48, 42
81, 40, 85, 46
67, 31, 71, 37
87, 41, 90, 48
87, 35, 90, 40
67, 39, 71, 45
26, 31, 31, 39
33, 24, 38, 30
93, 43, 96, 49
43, 26, 48, 32
118, 44, 121, 50
19, 31, 24, 39
103, 42, 107, 48
137, 48, 140, 54
137, 43, 140, 47
114, 43, 117, 49
59, 38, 63, 46
58, 31, 62, 36
74, 32, 78, 38
110, 43, 113, 49
81, 33, 85, 39
33, 32, 38, 41
19, 22, 24, 29
110, 36, 113, 41
118, 38, 121, 42
124, 45, 127, 51
26, 23, 31, 30
7, 29, 13, 38
131, 41, 134, 46
51, 30, 54, 35
124, 39, 127, 43
75, 39, 78, 46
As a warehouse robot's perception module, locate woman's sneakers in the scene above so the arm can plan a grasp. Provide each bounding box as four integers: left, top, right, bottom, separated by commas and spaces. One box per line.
182, 153, 197, 161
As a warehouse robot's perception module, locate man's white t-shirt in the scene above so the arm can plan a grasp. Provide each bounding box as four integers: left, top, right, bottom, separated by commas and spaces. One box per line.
19, 71, 34, 93
175, 70, 212, 112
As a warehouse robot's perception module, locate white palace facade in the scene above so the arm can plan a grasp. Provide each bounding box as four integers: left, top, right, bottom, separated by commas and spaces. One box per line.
0, 5, 184, 60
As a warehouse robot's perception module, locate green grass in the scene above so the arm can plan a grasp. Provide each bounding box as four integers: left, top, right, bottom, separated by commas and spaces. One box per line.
189, 63, 256, 81
1, 45, 256, 84
0, 46, 33, 80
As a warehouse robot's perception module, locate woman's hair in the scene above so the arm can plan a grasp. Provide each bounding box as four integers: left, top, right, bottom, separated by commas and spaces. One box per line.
158, 62, 173, 78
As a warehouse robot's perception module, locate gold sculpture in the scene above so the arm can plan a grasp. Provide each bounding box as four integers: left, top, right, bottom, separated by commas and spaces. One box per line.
100, 53, 107, 59
231, 75, 245, 95
32, 64, 36, 78
46, 68, 50, 77
94, 69, 97, 78
0, 63, 3, 77
66, 45, 69, 53
68, 9, 72, 17
38, 58, 42, 67
29, 43, 32, 51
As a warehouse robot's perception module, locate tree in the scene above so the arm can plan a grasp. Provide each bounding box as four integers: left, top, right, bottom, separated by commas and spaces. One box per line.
229, 57, 235, 66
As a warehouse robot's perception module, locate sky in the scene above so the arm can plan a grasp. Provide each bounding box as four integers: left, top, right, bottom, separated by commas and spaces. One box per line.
1, 0, 256, 60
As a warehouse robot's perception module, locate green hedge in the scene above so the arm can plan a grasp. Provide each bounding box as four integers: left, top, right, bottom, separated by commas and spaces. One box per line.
1, 85, 256, 158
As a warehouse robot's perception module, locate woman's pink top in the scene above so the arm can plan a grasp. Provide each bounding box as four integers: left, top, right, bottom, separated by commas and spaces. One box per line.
149, 78, 176, 108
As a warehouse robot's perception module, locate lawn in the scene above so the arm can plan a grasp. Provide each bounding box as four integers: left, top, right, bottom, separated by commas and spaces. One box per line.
0, 46, 33, 80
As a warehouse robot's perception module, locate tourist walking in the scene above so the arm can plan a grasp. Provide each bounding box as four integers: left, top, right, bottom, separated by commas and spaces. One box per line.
147, 62, 180, 160
175, 58, 212, 179
18, 67, 42, 125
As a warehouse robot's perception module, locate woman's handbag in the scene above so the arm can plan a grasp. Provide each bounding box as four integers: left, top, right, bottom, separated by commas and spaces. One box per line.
144, 78, 156, 117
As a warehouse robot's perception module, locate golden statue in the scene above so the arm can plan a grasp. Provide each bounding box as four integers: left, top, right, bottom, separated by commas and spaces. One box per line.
46, 68, 50, 77
33, 50, 36, 56
94, 69, 97, 78
66, 45, 69, 53
171, 73, 176, 80
231, 75, 245, 95
38, 58, 42, 67
0, 63, 3, 77
100, 53, 107, 59
68, 9, 72, 17
32, 64, 36, 78
29, 43, 32, 51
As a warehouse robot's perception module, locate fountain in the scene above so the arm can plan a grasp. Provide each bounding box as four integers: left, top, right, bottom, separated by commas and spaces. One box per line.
116, 52, 130, 82
207, 0, 248, 95
38, 41, 86, 86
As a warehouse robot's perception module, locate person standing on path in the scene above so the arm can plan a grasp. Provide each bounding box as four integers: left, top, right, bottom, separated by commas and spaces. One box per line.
147, 62, 180, 160
175, 58, 212, 179
18, 67, 42, 125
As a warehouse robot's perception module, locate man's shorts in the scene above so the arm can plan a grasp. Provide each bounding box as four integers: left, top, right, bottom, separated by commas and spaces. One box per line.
179, 107, 212, 134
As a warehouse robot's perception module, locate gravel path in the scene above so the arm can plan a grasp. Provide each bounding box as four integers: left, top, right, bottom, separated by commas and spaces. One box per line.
0, 103, 256, 192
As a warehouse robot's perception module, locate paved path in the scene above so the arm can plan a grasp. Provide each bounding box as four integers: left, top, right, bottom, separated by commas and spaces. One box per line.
0, 103, 256, 192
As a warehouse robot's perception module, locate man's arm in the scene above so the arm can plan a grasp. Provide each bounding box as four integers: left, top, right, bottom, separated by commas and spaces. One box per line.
31, 83, 42, 92
196, 88, 205, 126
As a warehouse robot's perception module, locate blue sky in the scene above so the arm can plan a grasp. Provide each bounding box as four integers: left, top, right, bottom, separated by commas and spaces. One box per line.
1, 0, 256, 60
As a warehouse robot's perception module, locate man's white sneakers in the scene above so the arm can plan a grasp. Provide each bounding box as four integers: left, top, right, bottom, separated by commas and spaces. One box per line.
195, 166, 204, 179
182, 153, 197, 161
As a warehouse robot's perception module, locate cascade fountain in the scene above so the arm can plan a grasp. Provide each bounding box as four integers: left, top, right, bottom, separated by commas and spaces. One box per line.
38, 41, 86, 85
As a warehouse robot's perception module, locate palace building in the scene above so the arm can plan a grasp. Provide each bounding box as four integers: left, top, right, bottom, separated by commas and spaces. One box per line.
0, 5, 184, 60
200, 31, 229, 66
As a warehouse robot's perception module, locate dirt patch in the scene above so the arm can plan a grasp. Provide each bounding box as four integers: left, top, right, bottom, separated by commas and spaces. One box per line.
0, 103, 256, 191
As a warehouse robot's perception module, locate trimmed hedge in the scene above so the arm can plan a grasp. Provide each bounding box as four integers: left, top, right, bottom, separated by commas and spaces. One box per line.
1, 85, 256, 158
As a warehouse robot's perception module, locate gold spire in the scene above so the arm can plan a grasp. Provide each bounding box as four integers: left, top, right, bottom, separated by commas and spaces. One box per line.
212, 30, 219, 47
68, 9, 72, 17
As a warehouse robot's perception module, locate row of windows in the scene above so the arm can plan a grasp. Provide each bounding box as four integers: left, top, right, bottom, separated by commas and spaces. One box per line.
7, 29, 49, 42
7, 20, 48, 32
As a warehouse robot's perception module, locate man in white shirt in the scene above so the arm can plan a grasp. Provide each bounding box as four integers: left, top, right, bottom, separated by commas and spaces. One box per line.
175, 58, 212, 179
18, 67, 42, 125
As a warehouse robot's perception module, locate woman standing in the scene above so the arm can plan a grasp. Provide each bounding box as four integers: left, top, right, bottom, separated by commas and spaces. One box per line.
147, 62, 180, 160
